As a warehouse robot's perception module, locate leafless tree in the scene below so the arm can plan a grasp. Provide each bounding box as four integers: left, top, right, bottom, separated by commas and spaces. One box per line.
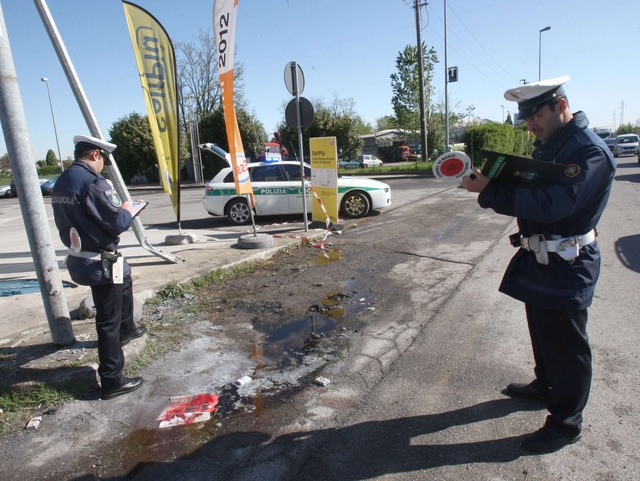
175, 29, 245, 131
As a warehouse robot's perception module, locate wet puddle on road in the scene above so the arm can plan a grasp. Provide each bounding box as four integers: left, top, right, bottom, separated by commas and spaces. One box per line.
309, 249, 343, 267
103, 279, 375, 476
253, 279, 373, 370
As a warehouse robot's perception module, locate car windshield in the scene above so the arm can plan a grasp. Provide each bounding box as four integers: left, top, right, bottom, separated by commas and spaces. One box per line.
618, 136, 639, 144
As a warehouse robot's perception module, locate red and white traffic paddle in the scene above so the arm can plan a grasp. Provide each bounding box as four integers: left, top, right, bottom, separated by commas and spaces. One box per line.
432, 152, 473, 181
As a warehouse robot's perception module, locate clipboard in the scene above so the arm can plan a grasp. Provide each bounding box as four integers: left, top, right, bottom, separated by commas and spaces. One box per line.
130, 201, 148, 217
480, 150, 567, 189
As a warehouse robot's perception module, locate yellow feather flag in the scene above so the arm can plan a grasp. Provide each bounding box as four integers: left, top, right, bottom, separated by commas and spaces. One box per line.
123, 1, 181, 220
213, 0, 254, 206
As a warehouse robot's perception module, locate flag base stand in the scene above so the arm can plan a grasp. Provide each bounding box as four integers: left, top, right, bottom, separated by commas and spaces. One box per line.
165, 233, 198, 245
237, 234, 274, 250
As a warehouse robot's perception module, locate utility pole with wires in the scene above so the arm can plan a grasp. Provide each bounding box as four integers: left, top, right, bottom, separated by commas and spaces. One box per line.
414, 0, 428, 162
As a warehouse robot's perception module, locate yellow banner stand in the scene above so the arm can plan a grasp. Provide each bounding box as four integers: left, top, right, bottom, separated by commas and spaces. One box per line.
309, 137, 339, 224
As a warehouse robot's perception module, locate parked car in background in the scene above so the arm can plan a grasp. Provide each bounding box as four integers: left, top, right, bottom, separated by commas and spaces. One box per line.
604, 138, 616, 153
338, 159, 362, 169
358, 154, 383, 168
613, 134, 639, 157
40, 175, 60, 196
0, 184, 13, 198
9, 177, 50, 197
203, 159, 391, 225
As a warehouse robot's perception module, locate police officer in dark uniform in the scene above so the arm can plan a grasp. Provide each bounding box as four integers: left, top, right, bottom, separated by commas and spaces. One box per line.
52, 135, 146, 400
461, 76, 616, 452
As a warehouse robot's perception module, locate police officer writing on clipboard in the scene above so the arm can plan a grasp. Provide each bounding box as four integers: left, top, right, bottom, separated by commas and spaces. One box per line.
52, 135, 147, 400
461, 76, 616, 452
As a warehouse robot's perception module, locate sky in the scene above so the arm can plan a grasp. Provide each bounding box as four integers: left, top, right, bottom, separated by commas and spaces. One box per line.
0, 0, 638, 162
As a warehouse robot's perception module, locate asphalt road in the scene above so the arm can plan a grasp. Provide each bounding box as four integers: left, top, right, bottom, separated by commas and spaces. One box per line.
1, 161, 640, 480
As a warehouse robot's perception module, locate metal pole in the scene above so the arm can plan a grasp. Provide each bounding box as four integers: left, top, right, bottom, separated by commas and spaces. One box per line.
0, 3, 75, 347
414, 0, 428, 162
291, 62, 308, 232
444, 0, 449, 152
538, 26, 550, 81
41, 77, 63, 172
33, 0, 178, 263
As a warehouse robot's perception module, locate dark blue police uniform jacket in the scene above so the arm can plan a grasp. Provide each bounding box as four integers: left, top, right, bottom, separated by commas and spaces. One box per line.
477, 112, 616, 310
52, 161, 133, 286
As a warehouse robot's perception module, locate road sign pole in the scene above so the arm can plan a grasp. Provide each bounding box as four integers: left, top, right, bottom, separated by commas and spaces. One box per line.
291, 62, 308, 232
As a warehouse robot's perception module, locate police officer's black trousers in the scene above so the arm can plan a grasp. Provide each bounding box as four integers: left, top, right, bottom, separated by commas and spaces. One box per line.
525, 304, 591, 436
91, 275, 135, 393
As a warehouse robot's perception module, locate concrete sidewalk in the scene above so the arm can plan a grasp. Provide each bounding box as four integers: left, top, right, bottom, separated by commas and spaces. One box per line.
0, 210, 335, 396
0, 217, 330, 344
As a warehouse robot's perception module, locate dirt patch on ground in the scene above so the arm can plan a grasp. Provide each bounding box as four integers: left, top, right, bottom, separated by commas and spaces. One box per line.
0, 222, 416, 480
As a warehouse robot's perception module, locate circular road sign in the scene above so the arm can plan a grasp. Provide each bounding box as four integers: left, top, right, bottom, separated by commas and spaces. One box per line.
285, 97, 315, 131
284, 62, 305, 96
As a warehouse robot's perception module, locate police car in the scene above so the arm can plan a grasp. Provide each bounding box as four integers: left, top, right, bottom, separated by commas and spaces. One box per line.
201, 145, 391, 225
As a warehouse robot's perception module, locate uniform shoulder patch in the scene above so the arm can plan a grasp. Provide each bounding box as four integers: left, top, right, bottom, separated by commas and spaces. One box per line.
104, 189, 122, 207
564, 164, 580, 178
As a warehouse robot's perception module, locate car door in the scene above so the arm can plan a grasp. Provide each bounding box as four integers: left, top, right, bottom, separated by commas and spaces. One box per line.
282, 163, 311, 213
249, 165, 290, 214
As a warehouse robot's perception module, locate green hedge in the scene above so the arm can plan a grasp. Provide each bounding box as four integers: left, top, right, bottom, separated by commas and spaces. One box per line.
37, 166, 62, 178
463, 122, 535, 169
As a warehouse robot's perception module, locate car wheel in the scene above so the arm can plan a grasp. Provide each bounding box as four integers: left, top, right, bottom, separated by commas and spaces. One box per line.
226, 198, 252, 225
341, 191, 370, 218
614, 152, 618, 158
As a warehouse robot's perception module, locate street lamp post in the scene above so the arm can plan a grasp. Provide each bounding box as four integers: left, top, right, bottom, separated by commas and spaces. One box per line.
41, 77, 63, 172
538, 26, 550, 81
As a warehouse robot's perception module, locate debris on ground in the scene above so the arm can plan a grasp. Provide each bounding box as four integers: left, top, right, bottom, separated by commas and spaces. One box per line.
25, 416, 42, 430
235, 375, 252, 386
157, 393, 219, 428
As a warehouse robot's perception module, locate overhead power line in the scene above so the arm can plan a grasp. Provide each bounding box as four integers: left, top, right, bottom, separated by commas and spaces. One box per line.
447, 4, 518, 83
426, 3, 517, 88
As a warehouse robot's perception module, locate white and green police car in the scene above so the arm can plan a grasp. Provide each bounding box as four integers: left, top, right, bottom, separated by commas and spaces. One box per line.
201, 145, 391, 225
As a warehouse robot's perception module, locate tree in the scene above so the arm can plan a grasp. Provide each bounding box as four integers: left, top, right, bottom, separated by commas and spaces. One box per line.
175, 29, 246, 131
108, 113, 158, 184
277, 96, 365, 161
45, 149, 58, 166
0, 153, 11, 171
505, 112, 513, 125
615, 122, 637, 136
390, 43, 438, 139
375, 115, 398, 132
198, 107, 267, 179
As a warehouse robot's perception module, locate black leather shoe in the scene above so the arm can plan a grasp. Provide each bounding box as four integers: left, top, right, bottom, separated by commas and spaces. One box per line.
120, 325, 147, 346
101, 377, 144, 400
522, 425, 581, 453
506, 382, 551, 402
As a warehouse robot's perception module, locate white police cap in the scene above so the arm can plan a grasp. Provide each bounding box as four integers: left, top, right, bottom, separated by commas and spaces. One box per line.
73, 134, 117, 153
504, 75, 570, 122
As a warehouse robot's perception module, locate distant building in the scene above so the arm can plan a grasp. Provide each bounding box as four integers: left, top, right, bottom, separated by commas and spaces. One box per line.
360, 129, 418, 162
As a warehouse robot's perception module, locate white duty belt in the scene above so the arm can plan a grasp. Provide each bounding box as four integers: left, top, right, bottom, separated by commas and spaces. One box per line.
519, 229, 597, 263
66, 249, 101, 260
